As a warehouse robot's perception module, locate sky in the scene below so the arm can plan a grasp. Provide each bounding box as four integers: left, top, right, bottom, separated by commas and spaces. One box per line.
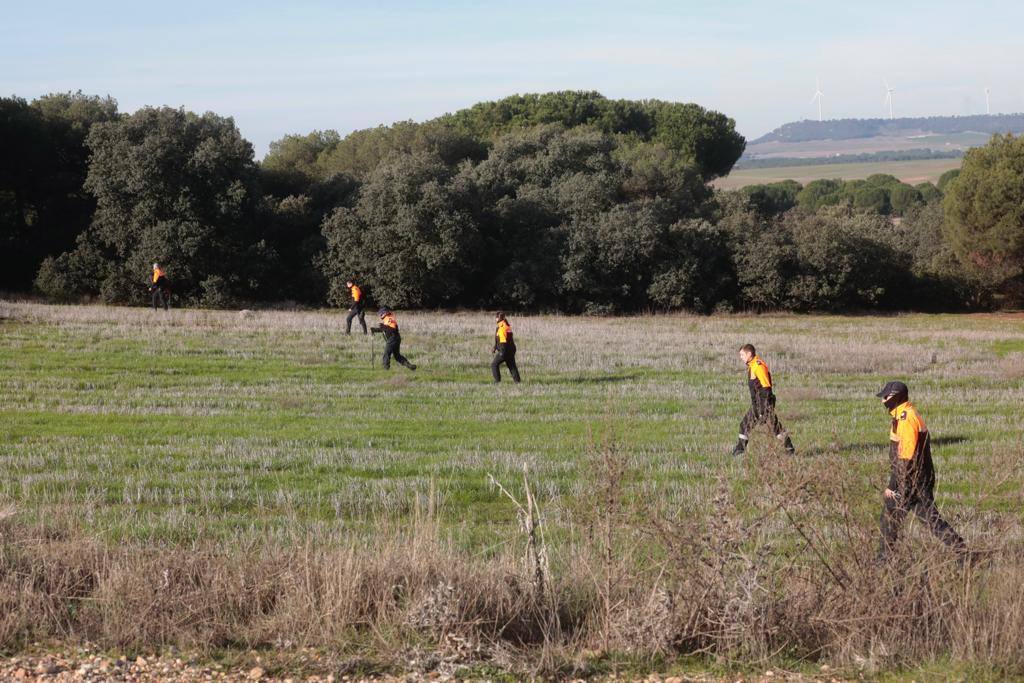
3, 0, 1023, 158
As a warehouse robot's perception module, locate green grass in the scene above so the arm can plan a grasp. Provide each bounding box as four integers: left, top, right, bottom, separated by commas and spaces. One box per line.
1, 302, 1022, 547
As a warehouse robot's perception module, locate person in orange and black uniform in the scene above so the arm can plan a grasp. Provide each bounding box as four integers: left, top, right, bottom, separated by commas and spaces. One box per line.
875, 381, 966, 562
731, 344, 796, 456
344, 279, 367, 335
149, 262, 170, 311
370, 307, 416, 371
491, 312, 521, 383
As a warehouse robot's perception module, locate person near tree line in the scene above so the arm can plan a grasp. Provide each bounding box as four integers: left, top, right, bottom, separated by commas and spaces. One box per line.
344, 279, 367, 335
370, 307, 417, 371
491, 311, 521, 383
149, 262, 170, 311
731, 343, 796, 456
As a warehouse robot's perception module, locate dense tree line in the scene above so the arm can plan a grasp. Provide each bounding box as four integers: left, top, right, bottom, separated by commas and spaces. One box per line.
1, 92, 118, 292
3, 90, 1022, 311
741, 173, 950, 217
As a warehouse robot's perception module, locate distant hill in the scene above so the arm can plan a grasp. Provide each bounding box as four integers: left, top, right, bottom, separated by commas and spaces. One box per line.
752, 113, 1024, 144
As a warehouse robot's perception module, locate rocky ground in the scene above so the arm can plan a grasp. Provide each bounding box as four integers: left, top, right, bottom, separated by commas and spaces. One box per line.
0, 649, 849, 683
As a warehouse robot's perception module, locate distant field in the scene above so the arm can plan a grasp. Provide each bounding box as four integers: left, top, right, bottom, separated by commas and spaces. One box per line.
744, 132, 990, 159
714, 156, 963, 190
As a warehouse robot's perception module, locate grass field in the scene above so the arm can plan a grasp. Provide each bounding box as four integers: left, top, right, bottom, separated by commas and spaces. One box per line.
713, 157, 963, 190
744, 132, 989, 160
2, 301, 1023, 677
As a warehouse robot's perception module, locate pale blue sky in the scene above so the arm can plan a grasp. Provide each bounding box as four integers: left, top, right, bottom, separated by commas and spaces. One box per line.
3, 1, 1022, 157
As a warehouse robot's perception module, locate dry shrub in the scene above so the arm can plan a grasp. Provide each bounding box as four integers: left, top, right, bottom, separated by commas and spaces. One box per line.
1, 441, 1023, 676
0, 512, 567, 671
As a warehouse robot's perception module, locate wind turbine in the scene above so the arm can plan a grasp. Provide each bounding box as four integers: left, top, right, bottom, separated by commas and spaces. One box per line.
883, 79, 895, 120
985, 86, 991, 115
810, 78, 824, 122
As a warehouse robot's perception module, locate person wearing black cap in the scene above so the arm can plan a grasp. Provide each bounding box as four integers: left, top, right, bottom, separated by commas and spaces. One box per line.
370, 307, 416, 371
875, 380, 966, 562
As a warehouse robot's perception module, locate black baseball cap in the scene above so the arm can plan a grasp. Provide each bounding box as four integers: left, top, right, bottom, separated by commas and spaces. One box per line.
875, 380, 909, 398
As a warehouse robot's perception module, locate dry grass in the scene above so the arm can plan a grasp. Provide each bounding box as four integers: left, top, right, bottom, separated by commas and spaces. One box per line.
1, 445, 1022, 678
714, 158, 963, 190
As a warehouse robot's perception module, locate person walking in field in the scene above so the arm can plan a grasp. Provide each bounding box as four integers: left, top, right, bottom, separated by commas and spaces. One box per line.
491, 311, 521, 383
149, 262, 170, 311
731, 344, 796, 456
875, 380, 967, 563
344, 279, 367, 335
370, 307, 417, 371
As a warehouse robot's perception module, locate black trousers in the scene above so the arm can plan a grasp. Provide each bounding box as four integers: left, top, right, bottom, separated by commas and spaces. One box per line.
346, 303, 366, 334
491, 346, 521, 383
739, 393, 785, 439
151, 286, 168, 311
878, 489, 965, 559
382, 337, 411, 369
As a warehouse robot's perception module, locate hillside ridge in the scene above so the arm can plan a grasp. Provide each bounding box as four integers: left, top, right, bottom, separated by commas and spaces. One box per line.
753, 113, 1024, 144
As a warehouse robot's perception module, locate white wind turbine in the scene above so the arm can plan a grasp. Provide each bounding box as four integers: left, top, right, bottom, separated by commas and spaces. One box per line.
985, 86, 992, 115
883, 79, 895, 120
810, 78, 824, 122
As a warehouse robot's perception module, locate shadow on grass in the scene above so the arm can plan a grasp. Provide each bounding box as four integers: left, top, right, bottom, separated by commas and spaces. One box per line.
523, 371, 650, 386
810, 434, 968, 458
562, 372, 648, 385
823, 442, 878, 455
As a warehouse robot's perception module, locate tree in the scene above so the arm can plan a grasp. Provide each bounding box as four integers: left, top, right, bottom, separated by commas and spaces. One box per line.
260, 129, 341, 196
314, 121, 487, 180
914, 182, 942, 203
647, 219, 736, 312
616, 142, 708, 214
796, 179, 844, 212
717, 196, 800, 310
937, 168, 961, 192
320, 152, 480, 308
851, 185, 891, 214
1, 92, 118, 292
459, 125, 622, 308
440, 92, 745, 180
40, 106, 260, 304
894, 202, 985, 309
786, 207, 910, 310
649, 102, 746, 179
864, 173, 902, 189
889, 183, 923, 215
739, 180, 802, 217
440, 91, 656, 140
943, 134, 1024, 294
560, 199, 673, 312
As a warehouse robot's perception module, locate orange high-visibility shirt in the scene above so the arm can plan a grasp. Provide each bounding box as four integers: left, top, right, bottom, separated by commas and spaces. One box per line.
152, 267, 165, 284
381, 313, 398, 330
889, 401, 926, 460
747, 356, 772, 389
350, 284, 362, 302
496, 320, 512, 344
